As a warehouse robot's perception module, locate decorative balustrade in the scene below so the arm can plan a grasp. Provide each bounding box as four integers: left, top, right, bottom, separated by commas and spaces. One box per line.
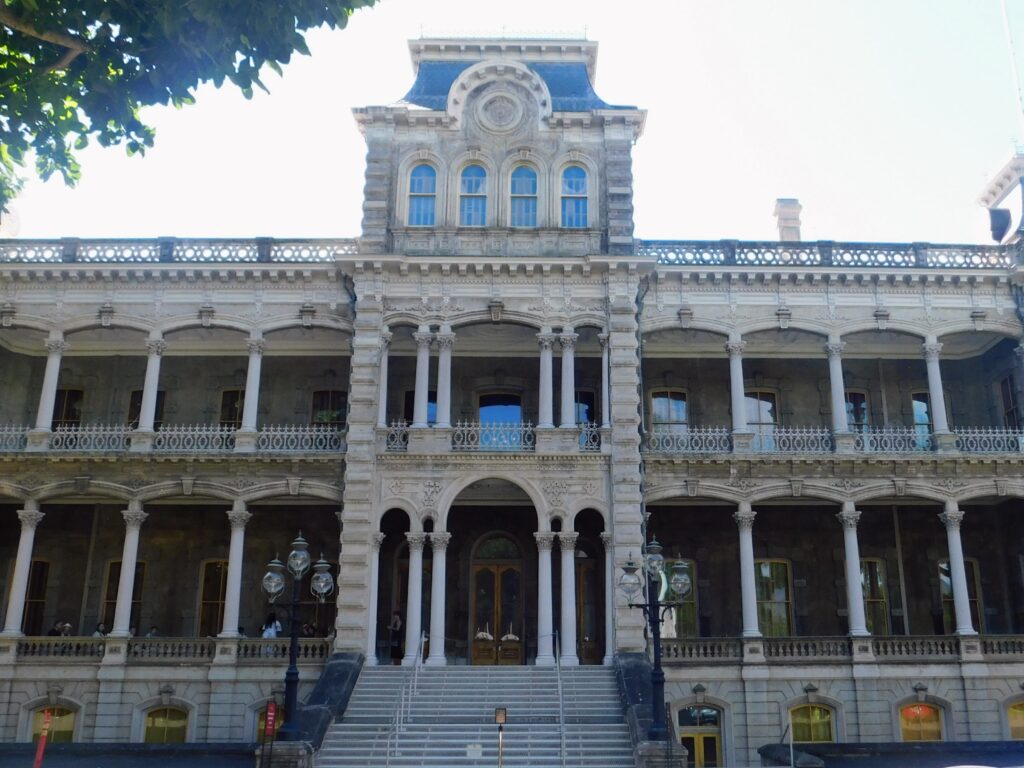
152, 424, 236, 452
236, 638, 332, 662
661, 638, 743, 662
16, 637, 106, 659
579, 422, 602, 452
50, 424, 131, 451
451, 421, 536, 452
638, 240, 1014, 270
0, 238, 358, 264
128, 638, 216, 661
385, 421, 410, 452
0, 424, 28, 451
871, 635, 960, 661
762, 637, 852, 661
954, 428, 1024, 453
256, 425, 344, 452
645, 425, 732, 454
753, 427, 834, 453
980, 636, 1024, 657
853, 427, 933, 453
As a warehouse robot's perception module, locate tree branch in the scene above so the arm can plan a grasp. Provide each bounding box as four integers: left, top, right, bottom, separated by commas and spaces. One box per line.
0, 7, 90, 74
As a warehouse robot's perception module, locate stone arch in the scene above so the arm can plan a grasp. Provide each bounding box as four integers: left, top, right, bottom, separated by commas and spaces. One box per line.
157, 314, 255, 337
16, 692, 87, 742
437, 474, 545, 531
779, 687, 848, 743
669, 691, 735, 768
395, 150, 449, 228
567, 502, 609, 530
446, 59, 552, 126
891, 690, 954, 743
131, 694, 198, 743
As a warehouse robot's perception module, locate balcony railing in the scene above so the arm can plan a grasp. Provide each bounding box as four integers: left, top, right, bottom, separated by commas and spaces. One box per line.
871, 635, 960, 661
50, 423, 131, 451
385, 421, 410, 452
853, 427, 933, 452
638, 240, 1014, 270
236, 638, 332, 662
15, 637, 106, 659
752, 426, 834, 453
10, 637, 332, 665
256, 424, 343, 452
661, 637, 743, 662
645, 425, 732, 454
451, 421, 536, 452
579, 421, 602, 452
0, 424, 28, 451
954, 427, 1024, 453
151, 424, 236, 452
763, 636, 852, 661
127, 638, 216, 662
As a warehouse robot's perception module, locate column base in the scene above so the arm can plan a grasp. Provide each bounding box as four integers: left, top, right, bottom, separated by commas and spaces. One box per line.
833, 432, 858, 454
25, 429, 51, 451
560, 654, 579, 667
0, 629, 23, 639
128, 430, 155, 452
933, 431, 959, 453
732, 430, 754, 453
424, 655, 447, 666
535, 653, 555, 666
233, 429, 257, 452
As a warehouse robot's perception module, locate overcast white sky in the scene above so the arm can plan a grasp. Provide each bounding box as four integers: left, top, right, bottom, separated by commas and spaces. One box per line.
8, 0, 1024, 244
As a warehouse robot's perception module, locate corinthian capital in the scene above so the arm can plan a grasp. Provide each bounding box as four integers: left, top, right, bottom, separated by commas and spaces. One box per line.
922, 342, 943, 361
406, 532, 427, 551
733, 504, 756, 529
45, 339, 68, 355
17, 505, 45, 530
534, 532, 556, 550
122, 505, 149, 528
938, 509, 964, 530
824, 342, 846, 359
247, 338, 266, 355
725, 341, 746, 357
537, 332, 558, 350
146, 339, 167, 356
413, 331, 434, 348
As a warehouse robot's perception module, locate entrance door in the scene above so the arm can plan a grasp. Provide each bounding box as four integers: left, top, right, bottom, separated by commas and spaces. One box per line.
470, 534, 524, 665
576, 558, 602, 664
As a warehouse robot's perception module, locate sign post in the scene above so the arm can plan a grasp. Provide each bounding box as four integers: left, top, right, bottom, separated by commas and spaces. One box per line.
32, 708, 52, 768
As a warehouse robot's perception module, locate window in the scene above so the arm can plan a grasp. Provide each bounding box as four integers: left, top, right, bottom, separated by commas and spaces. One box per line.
479, 393, 522, 423
575, 390, 597, 424
845, 391, 870, 432
860, 558, 890, 635
790, 705, 834, 743
678, 705, 721, 767
746, 390, 778, 451
408, 164, 436, 226
560, 166, 588, 228
128, 390, 165, 429
1001, 375, 1020, 429
939, 558, 984, 634
402, 390, 437, 425
510, 166, 538, 227
198, 561, 228, 637
52, 389, 83, 428
1008, 701, 1024, 739
911, 391, 932, 449
900, 703, 942, 742
459, 164, 487, 226
22, 560, 48, 635
219, 390, 245, 428
665, 559, 698, 637
311, 390, 347, 428
256, 704, 283, 744
31, 707, 75, 744
755, 559, 792, 636
144, 707, 188, 744
101, 560, 145, 631
651, 390, 688, 431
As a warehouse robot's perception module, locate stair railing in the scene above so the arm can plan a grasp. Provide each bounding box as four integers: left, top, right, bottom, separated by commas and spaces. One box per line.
385, 632, 425, 768
554, 630, 567, 768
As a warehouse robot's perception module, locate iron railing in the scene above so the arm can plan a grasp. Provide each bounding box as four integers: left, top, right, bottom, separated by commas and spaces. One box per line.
451, 421, 536, 451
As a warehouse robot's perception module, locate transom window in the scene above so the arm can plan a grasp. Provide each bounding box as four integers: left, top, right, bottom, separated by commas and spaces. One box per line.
459, 164, 487, 226
52, 389, 83, 428
102, 560, 145, 631
144, 707, 188, 744
510, 166, 538, 227
198, 560, 228, 637
755, 559, 792, 637
311, 390, 347, 427
560, 166, 588, 228
791, 705, 834, 743
408, 164, 437, 226
32, 707, 75, 744
860, 558, 890, 635
128, 390, 166, 429
678, 705, 721, 767
219, 389, 245, 428
939, 558, 984, 634
900, 703, 942, 742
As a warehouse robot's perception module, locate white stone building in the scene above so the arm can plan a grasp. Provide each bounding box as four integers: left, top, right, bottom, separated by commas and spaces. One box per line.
2, 35, 1024, 767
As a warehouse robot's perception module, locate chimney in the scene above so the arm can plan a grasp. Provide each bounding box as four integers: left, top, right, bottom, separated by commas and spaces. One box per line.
774, 198, 802, 242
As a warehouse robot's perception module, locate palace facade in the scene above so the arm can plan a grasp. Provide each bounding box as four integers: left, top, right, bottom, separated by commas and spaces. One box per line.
2, 36, 1024, 767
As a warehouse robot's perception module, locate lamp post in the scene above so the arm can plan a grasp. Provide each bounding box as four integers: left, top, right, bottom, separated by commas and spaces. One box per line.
618, 538, 691, 742
261, 532, 335, 741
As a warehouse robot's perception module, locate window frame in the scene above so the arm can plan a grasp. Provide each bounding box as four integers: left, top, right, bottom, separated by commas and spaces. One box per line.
1007, 701, 1024, 740
310, 390, 347, 428
790, 704, 835, 743
677, 704, 723, 768
845, 389, 870, 432
509, 165, 539, 228
218, 389, 245, 428
860, 557, 890, 635
559, 165, 588, 229
899, 702, 943, 742
939, 557, 984, 634
458, 164, 488, 227
143, 706, 189, 744
22, 559, 49, 636
1000, 374, 1020, 429
128, 390, 166, 430
754, 558, 793, 637
407, 163, 438, 227
101, 559, 146, 631
745, 389, 779, 451
196, 559, 229, 637
31, 706, 76, 744
649, 389, 689, 431
52, 389, 84, 429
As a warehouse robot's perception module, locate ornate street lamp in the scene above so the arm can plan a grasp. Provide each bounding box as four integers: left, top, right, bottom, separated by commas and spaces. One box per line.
261, 533, 334, 741
618, 537, 691, 741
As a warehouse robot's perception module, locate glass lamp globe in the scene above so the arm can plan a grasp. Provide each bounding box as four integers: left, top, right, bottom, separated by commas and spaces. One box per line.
262, 557, 286, 603
310, 555, 335, 603
618, 557, 643, 601
669, 560, 693, 599
288, 533, 312, 579
645, 538, 664, 577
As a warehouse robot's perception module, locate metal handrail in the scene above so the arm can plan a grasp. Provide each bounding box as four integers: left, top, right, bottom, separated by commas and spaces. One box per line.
554, 630, 566, 768
385, 632, 425, 768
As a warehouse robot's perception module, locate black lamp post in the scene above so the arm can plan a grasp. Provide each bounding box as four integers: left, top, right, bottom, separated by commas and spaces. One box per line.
618, 538, 692, 742
261, 532, 335, 741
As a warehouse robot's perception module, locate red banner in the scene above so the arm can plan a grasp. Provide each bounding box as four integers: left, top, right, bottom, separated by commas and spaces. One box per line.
33, 709, 52, 768
263, 701, 277, 740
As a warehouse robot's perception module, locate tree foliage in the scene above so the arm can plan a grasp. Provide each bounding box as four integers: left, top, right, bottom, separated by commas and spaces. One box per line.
0, 0, 374, 210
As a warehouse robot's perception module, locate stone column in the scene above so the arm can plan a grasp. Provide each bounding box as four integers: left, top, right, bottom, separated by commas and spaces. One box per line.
726, 339, 749, 433
734, 502, 761, 638
837, 502, 869, 637
34, 337, 67, 431
426, 532, 451, 665
1, 502, 44, 636
434, 326, 455, 429
939, 502, 977, 635
535, 532, 556, 665
109, 502, 148, 638
364, 533, 385, 663
826, 340, 848, 434
376, 331, 392, 428
138, 338, 166, 432
412, 326, 433, 428
599, 333, 611, 428
922, 339, 950, 433
559, 329, 578, 429
235, 338, 265, 452
559, 532, 580, 666
219, 501, 251, 638
537, 329, 556, 428
402, 533, 426, 664
600, 532, 614, 665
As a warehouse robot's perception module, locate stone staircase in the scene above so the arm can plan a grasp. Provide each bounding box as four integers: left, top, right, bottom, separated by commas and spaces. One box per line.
316, 665, 636, 768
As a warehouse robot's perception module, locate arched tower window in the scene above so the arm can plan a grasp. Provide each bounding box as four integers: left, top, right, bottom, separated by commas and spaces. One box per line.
560, 166, 588, 228
459, 164, 487, 226
510, 166, 538, 227
408, 164, 437, 226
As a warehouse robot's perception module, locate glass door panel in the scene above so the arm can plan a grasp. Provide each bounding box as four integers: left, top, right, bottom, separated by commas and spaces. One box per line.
497, 566, 522, 664
472, 567, 497, 664
577, 559, 602, 663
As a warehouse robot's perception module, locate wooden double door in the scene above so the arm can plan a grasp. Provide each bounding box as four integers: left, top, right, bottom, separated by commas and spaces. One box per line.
471, 563, 523, 665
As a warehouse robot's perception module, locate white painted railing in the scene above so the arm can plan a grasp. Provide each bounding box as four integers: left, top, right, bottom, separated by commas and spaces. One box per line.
0, 424, 28, 451
256, 425, 343, 452
753, 427, 834, 453
386, 421, 410, 452
235, 638, 332, 662
763, 636, 852, 660
645, 425, 731, 453
853, 426, 932, 452
579, 422, 602, 452
451, 421, 536, 451
661, 638, 743, 662
872, 635, 959, 660
50, 423, 131, 451
128, 638, 216, 661
152, 424, 236, 452
954, 428, 1024, 453
16, 637, 106, 659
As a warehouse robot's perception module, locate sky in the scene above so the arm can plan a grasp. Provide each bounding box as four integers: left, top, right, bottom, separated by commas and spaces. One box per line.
7, 0, 1024, 244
